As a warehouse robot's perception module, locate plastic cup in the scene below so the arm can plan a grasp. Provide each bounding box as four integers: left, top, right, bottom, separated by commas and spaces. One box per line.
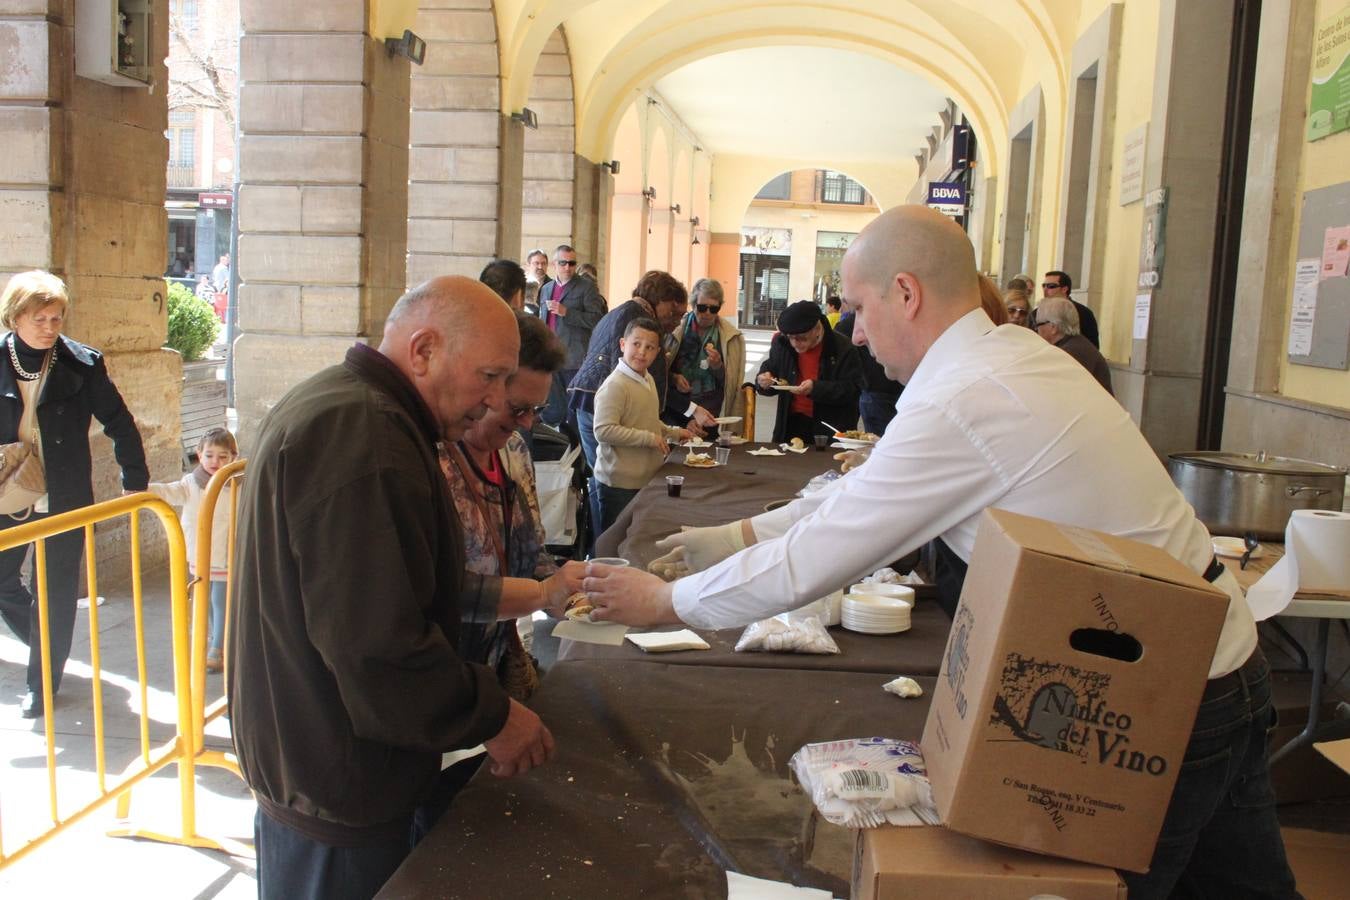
814, 434, 831, 452
666, 475, 684, 497
589, 557, 629, 568
714, 446, 731, 466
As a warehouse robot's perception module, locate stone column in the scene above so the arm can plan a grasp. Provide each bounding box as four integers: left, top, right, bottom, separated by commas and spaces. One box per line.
235, 1, 410, 444
1116, 0, 1234, 454
1, 0, 181, 574
520, 28, 575, 261
406, 1, 500, 285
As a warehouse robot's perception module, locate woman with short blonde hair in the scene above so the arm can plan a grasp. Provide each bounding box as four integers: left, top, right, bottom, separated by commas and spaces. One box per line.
0, 271, 148, 719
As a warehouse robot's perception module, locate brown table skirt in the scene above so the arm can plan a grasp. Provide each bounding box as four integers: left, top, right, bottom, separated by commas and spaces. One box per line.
379, 660, 936, 899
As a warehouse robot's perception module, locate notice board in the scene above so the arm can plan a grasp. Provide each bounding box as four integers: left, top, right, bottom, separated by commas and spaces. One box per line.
1289, 182, 1350, 370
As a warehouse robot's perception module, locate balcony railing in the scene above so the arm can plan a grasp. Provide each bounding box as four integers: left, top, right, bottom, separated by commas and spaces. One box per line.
167, 163, 198, 189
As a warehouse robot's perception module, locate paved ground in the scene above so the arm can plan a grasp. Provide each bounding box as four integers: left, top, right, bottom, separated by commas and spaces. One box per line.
0, 580, 258, 899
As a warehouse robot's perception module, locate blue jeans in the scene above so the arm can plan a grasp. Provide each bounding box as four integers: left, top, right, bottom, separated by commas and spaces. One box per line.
1124, 649, 1300, 899
255, 809, 411, 900
859, 391, 899, 436
208, 579, 226, 653
576, 408, 601, 551
596, 483, 639, 536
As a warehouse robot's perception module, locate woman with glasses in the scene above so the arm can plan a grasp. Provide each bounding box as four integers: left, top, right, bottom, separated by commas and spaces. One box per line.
665, 279, 745, 426
1004, 288, 1032, 328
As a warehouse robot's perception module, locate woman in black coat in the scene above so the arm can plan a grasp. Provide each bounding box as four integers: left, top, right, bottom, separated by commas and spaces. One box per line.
0, 271, 148, 719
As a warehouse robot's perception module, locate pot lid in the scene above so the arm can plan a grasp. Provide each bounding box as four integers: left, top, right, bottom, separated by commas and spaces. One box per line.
1169, 451, 1348, 476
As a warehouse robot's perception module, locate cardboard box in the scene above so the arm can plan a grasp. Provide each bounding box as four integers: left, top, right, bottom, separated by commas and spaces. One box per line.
853, 825, 1126, 899
1279, 826, 1350, 900
921, 509, 1230, 872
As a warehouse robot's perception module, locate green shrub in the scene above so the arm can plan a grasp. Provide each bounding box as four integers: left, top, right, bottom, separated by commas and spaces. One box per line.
165, 281, 220, 362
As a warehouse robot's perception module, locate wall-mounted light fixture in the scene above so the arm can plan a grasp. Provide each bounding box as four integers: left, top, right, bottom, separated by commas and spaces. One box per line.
601, 160, 621, 174
385, 30, 427, 65
670, 203, 681, 215
691, 234, 701, 246
642, 187, 657, 201
689, 216, 700, 227
510, 107, 539, 129
690, 217, 702, 245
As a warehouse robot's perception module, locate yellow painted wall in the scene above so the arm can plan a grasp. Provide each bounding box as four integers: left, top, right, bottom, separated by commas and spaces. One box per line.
1279, 0, 1350, 410
369, 0, 419, 39
1091, 0, 1161, 364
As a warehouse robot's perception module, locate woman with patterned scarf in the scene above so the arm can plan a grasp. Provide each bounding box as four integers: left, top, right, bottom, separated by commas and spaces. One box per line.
665, 279, 746, 425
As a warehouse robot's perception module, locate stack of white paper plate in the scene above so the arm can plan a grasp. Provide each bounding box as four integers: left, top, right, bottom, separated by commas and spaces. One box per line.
841, 590, 914, 634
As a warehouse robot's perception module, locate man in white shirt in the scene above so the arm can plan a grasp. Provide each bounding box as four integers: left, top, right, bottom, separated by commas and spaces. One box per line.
584, 206, 1297, 899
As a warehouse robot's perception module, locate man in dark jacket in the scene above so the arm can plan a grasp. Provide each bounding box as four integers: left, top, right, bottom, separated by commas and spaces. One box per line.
1041, 270, 1099, 348
755, 300, 862, 444
835, 311, 903, 435
230, 277, 555, 900
538, 244, 607, 426
1034, 297, 1114, 395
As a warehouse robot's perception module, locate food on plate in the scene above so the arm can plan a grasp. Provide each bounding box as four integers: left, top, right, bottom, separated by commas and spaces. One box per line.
564, 593, 595, 622
684, 451, 717, 468
835, 430, 880, 443
774, 377, 788, 385
788, 437, 806, 450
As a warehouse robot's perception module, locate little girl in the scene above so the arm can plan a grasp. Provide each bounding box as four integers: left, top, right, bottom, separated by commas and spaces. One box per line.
149, 428, 238, 672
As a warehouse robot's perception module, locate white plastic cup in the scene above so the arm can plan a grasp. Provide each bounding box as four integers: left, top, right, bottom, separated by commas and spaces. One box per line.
714, 446, 731, 465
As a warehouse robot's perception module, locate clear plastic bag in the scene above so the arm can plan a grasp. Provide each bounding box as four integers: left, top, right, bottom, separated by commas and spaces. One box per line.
798, 469, 842, 497
735, 613, 840, 654
789, 737, 938, 828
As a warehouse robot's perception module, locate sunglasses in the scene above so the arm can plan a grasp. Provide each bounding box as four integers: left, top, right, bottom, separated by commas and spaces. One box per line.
695, 304, 721, 314
556, 259, 578, 267
1042, 282, 1063, 290
508, 402, 548, 422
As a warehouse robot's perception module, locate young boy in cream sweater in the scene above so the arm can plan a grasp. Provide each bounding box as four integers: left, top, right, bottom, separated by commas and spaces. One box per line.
593, 317, 691, 533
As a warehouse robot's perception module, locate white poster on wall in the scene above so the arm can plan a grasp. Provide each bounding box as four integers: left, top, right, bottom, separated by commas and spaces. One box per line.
1133, 293, 1152, 340
1288, 258, 1321, 357
1119, 123, 1148, 206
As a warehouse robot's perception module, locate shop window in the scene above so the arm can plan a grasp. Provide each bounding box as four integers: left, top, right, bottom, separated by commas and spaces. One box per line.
172, 0, 199, 28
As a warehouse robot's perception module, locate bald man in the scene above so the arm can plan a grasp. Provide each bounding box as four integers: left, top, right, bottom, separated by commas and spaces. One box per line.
585, 207, 1296, 898
231, 277, 558, 900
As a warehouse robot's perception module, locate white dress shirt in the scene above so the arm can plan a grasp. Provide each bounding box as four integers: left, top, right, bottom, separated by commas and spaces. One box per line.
672, 309, 1256, 678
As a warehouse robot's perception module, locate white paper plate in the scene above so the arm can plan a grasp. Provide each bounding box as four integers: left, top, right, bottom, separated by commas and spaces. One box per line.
843, 593, 914, 611
769, 384, 795, 391
1212, 536, 1265, 559
713, 416, 743, 425
842, 619, 911, 635
833, 436, 878, 450
849, 583, 915, 601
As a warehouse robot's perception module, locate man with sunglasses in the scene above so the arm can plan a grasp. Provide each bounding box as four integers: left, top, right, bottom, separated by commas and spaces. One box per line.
538, 245, 606, 426
1041, 270, 1100, 348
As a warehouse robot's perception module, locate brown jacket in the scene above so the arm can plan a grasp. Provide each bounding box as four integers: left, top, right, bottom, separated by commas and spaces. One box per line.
229, 345, 508, 844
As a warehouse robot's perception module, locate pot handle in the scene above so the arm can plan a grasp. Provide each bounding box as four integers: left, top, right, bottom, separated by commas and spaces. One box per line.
1286, 484, 1332, 498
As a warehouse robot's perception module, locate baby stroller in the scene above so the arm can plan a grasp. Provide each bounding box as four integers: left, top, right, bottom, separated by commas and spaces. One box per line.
528, 421, 590, 561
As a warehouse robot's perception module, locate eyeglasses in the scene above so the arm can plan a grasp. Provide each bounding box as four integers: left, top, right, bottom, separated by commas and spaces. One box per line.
508, 402, 548, 422
556, 259, 578, 267
1042, 282, 1064, 291
695, 304, 721, 314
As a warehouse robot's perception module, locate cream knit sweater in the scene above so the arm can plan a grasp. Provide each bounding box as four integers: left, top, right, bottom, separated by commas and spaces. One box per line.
593, 362, 683, 489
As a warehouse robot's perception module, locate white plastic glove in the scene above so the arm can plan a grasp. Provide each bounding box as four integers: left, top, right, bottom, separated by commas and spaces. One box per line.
650, 521, 747, 575
833, 449, 870, 473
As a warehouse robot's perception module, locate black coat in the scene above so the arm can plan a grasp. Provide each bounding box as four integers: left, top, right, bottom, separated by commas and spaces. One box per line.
756, 329, 863, 443
567, 299, 671, 412
835, 314, 903, 398
536, 276, 607, 369
0, 334, 148, 513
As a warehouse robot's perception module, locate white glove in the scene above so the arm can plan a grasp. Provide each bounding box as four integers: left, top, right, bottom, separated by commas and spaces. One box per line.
651, 521, 747, 575
833, 449, 870, 473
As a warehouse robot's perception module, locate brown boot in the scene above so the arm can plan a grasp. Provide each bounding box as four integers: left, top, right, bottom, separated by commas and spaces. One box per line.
206, 649, 223, 673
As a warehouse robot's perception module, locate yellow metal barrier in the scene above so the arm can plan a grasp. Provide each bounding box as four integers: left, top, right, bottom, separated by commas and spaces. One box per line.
0, 494, 229, 868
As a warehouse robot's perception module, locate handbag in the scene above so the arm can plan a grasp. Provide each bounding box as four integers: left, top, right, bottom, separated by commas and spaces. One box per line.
0, 346, 53, 519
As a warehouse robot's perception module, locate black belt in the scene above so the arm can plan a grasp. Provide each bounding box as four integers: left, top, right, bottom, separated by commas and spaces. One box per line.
1203, 555, 1225, 583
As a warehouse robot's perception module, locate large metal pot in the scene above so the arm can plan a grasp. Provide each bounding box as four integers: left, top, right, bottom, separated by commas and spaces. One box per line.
1167, 451, 1347, 540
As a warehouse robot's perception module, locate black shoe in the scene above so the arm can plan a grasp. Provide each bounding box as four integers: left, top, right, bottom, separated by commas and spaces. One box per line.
20, 690, 43, 719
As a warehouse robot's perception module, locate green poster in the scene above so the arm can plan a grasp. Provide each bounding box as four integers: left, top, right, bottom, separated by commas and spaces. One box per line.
1309, 4, 1350, 141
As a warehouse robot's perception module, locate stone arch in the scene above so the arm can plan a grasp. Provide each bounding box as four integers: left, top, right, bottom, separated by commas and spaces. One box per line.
406, 1, 503, 287
520, 27, 576, 262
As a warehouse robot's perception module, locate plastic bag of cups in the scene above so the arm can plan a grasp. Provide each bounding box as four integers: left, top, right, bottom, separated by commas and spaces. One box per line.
789, 737, 939, 828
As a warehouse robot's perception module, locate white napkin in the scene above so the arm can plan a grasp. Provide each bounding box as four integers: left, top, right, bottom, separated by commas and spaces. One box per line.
883, 676, 924, 698
626, 629, 711, 652
779, 444, 809, 454
1247, 510, 1350, 619
748, 447, 784, 457
725, 871, 836, 900
551, 618, 630, 646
